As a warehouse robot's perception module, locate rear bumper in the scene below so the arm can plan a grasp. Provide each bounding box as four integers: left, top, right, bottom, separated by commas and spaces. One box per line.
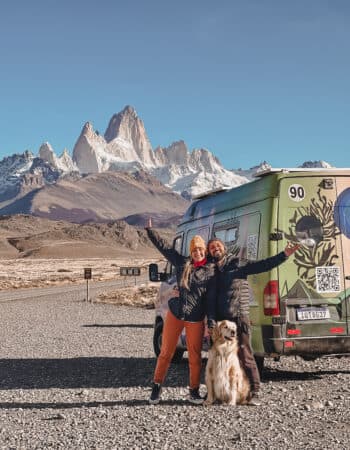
272, 336, 350, 356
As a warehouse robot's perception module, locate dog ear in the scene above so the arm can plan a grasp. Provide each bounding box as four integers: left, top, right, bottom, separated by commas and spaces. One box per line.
212, 323, 221, 342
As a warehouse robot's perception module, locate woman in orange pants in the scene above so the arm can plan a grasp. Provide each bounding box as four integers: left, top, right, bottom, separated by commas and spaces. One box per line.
146, 220, 216, 404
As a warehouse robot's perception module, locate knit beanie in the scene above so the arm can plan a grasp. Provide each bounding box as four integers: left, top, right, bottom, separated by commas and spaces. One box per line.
189, 235, 206, 254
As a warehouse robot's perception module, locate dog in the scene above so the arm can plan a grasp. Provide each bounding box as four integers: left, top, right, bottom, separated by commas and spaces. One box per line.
204, 320, 250, 406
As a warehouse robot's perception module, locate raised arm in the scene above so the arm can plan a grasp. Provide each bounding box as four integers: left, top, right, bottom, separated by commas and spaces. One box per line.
240, 242, 300, 276
145, 225, 186, 267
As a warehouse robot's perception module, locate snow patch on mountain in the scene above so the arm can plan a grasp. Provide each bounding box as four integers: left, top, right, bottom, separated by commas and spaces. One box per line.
152, 141, 248, 197
299, 160, 333, 169
0, 151, 35, 195
232, 161, 273, 181
39, 143, 78, 173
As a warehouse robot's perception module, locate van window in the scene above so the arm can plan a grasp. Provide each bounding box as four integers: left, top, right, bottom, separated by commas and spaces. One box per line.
213, 213, 261, 260
173, 235, 183, 254
166, 234, 184, 277
214, 226, 239, 256
214, 227, 238, 244
165, 261, 176, 277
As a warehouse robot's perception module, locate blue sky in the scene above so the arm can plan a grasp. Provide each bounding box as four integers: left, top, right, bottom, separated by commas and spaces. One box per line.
0, 0, 349, 170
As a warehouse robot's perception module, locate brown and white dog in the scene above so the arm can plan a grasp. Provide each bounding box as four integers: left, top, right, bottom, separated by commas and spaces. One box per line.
204, 320, 250, 406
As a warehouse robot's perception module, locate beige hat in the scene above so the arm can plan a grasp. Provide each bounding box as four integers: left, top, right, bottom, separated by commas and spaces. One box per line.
189, 235, 206, 254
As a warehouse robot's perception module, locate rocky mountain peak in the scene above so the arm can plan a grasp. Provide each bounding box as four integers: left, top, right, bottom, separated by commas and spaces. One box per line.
103, 105, 156, 167
39, 142, 56, 165
299, 160, 333, 169
104, 106, 140, 143
72, 121, 107, 174
190, 148, 221, 172
39, 143, 78, 174
61, 148, 69, 157
155, 141, 189, 166
80, 122, 101, 141
122, 104, 138, 117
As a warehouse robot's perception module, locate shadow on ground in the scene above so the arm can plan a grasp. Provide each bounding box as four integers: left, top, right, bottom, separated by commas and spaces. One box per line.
0, 356, 348, 391
82, 324, 153, 328
262, 367, 350, 382
0, 357, 189, 390
0, 399, 191, 410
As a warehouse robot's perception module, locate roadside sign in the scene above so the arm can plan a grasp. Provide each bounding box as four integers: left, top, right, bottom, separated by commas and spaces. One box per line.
83, 268, 92, 303
84, 268, 92, 280
120, 267, 141, 276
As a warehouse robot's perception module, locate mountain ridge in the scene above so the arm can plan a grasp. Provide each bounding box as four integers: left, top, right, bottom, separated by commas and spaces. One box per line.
0, 105, 334, 223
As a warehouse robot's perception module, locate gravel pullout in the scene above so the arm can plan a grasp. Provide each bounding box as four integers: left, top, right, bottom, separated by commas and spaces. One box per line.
0, 291, 349, 449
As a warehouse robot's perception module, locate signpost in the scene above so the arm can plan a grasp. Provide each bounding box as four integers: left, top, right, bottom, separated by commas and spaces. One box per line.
120, 267, 141, 285
120, 267, 141, 276
84, 268, 92, 302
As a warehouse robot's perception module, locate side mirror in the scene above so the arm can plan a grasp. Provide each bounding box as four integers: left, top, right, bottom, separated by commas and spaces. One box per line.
149, 263, 170, 282
149, 263, 159, 282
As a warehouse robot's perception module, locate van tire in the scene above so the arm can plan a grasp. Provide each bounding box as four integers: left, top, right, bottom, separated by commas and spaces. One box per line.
153, 321, 184, 363
254, 355, 265, 378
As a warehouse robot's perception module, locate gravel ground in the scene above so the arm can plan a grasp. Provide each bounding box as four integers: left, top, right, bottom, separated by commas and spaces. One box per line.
0, 289, 349, 449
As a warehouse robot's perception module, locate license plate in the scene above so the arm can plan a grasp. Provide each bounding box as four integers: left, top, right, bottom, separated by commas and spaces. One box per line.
296, 307, 330, 321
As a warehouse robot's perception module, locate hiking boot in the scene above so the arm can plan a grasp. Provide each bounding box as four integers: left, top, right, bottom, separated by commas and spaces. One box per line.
189, 388, 204, 405
247, 391, 261, 406
149, 382, 162, 405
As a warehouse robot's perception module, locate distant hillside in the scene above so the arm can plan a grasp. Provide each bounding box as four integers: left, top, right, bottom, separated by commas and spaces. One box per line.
0, 214, 175, 259
0, 171, 189, 224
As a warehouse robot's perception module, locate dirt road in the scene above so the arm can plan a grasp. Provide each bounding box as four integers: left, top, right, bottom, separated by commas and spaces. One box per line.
0, 286, 348, 449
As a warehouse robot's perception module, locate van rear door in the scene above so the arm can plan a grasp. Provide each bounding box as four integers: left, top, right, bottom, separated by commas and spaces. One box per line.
277, 176, 349, 354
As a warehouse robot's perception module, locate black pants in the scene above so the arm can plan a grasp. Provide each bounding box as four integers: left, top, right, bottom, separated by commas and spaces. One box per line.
234, 316, 260, 393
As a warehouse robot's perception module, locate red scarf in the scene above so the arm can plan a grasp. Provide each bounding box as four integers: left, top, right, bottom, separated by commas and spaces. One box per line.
193, 258, 207, 268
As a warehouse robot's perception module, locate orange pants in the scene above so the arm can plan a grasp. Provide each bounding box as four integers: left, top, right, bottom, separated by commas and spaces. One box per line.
153, 311, 204, 389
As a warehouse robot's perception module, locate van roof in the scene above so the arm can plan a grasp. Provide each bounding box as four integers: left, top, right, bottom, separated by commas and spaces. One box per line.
254, 167, 350, 178
180, 167, 350, 225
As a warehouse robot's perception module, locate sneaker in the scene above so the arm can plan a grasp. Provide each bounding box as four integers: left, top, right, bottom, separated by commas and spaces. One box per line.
149, 382, 162, 405
189, 388, 204, 405
247, 391, 261, 406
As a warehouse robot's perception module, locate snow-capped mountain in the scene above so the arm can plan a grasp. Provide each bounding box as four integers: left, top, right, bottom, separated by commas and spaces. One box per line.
72, 105, 249, 197
233, 161, 273, 180
39, 143, 78, 173
72, 106, 156, 174
0, 150, 63, 198
152, 141, 249, 198
0, 104, 336, 217
299, 160, 333, 169
0, 143, 79, 203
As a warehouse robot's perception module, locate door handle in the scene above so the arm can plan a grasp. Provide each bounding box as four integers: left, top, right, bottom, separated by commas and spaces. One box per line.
345, 276, 350, 280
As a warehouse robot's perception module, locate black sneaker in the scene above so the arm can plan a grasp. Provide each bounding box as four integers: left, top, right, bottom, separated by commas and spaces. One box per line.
247, 391, 261, 406
149, 383, 162, 405
189, 388, 204, 405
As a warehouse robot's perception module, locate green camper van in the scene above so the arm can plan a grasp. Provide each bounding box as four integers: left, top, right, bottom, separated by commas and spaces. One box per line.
150, 168, 350, 368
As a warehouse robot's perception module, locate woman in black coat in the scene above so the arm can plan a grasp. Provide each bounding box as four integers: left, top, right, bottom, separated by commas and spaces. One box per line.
146, 219, 216, 405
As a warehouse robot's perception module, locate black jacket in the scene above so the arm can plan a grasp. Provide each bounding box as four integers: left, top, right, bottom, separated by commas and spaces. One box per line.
207, 251, 287, 327
146, 228, 216, 322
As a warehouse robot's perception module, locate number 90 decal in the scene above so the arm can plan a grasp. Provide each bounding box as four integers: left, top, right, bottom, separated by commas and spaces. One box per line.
288, 184, 305, 202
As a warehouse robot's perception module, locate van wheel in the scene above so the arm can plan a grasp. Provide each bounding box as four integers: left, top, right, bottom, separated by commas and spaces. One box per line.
254, 355, 265, 378
153, 321, 184, 363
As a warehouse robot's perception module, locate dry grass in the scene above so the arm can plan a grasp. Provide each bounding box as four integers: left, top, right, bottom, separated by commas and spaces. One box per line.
0, 257, 164, 290
96, 285, 158, 308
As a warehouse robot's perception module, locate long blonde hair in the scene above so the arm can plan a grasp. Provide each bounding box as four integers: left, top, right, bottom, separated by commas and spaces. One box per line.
180, 260, 193, 290
180, 235, 206, 290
